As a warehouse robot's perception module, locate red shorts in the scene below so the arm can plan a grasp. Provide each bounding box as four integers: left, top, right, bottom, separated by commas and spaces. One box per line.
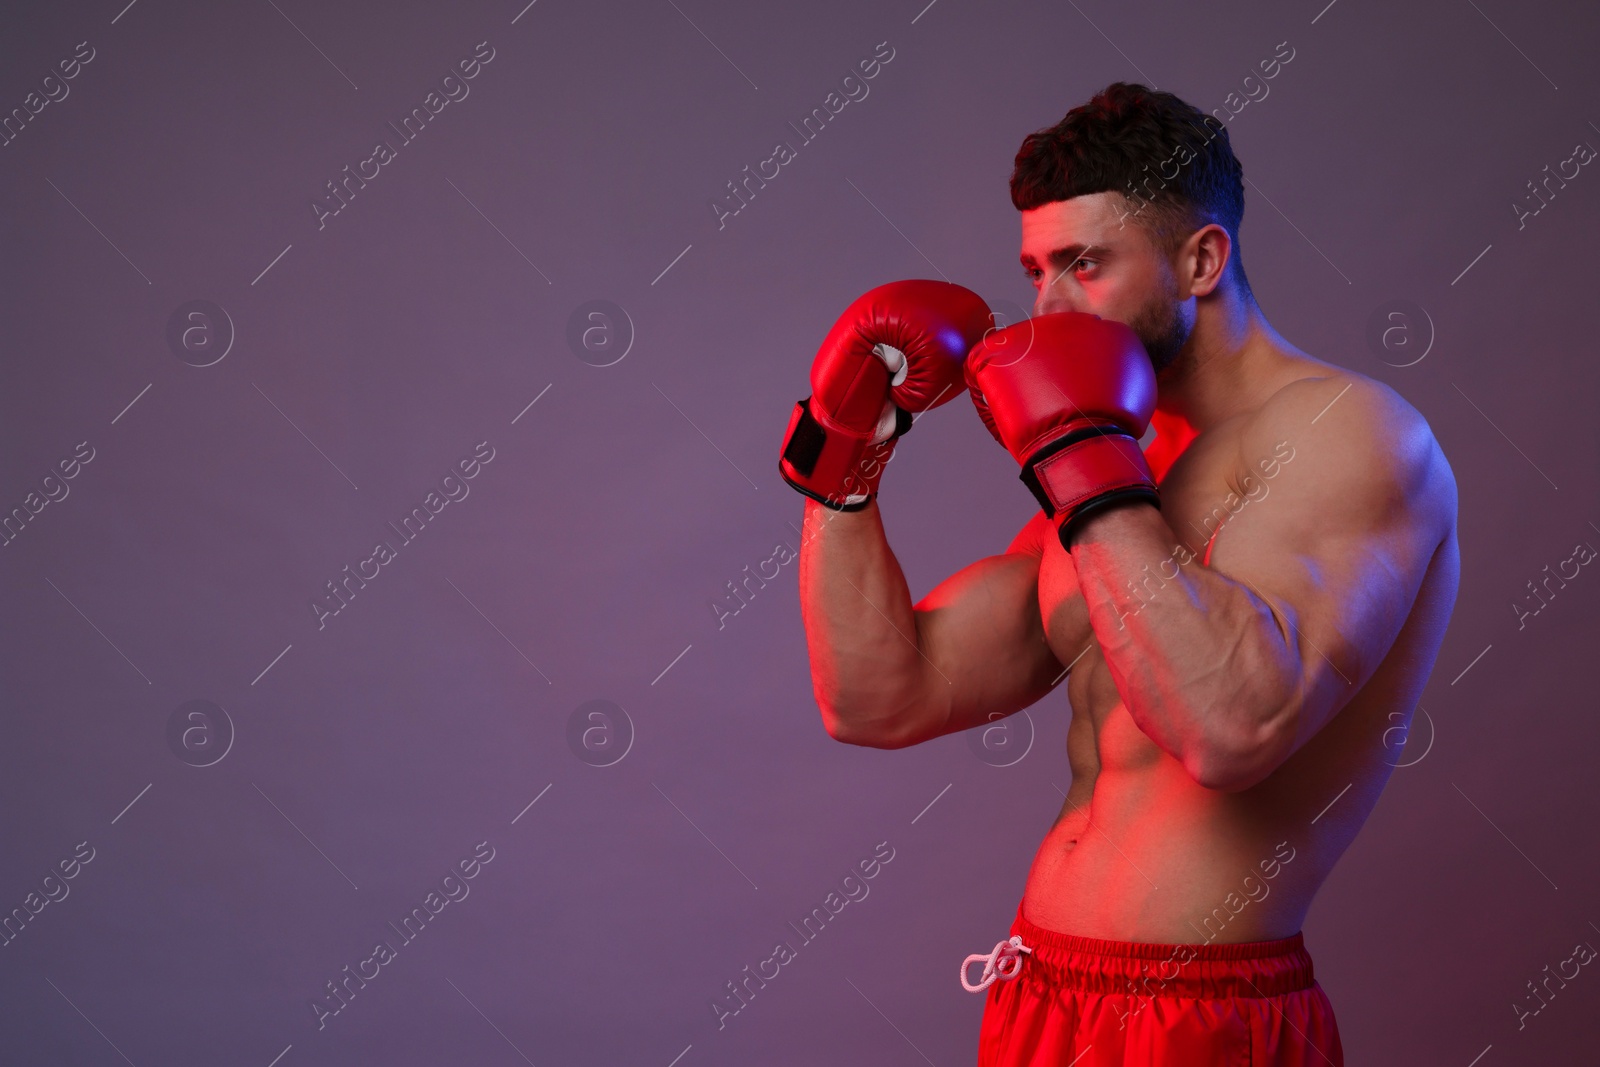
975, 903, 1343, 1066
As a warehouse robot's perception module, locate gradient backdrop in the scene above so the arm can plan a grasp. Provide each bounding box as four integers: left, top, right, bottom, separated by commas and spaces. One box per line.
2, 0, 1597, 1064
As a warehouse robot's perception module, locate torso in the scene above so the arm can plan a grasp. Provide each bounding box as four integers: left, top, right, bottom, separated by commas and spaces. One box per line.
1022, 364, 1459, 944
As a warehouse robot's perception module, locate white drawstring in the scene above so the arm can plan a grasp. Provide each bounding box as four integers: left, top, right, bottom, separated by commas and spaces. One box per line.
961, 934, 1033, 992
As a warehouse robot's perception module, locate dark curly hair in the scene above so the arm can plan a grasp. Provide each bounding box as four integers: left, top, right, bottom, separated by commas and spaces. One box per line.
1010, 82, 1249, 290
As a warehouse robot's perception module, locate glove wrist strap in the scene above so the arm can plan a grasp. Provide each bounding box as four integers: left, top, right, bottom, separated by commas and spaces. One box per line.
1020, 427, 1159, 538
779, 398, 907, 511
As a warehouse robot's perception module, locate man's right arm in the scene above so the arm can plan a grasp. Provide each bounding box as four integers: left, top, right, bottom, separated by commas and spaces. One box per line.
797, 499, 1066, 748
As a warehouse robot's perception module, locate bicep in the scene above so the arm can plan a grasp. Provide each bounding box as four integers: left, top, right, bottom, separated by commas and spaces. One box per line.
906, 518, 1064, 743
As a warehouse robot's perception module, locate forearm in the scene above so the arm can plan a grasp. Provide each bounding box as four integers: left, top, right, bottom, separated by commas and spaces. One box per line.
796, 498, 934, 744
1068, 505, 1299, 786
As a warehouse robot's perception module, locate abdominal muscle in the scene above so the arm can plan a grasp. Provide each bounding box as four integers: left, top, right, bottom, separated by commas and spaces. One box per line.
1021, 642, 1321, 945
1019, 533, 1395, 946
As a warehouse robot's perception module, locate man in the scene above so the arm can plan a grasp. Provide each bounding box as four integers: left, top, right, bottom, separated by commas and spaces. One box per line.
778, 82, 1459, 1064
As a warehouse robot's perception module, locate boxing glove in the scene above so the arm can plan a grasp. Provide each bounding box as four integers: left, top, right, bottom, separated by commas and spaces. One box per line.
966, 312, 1159, 546
780, 280, 992, 510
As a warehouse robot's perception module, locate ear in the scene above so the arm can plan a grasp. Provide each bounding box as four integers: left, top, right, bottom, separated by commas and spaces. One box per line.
1180, 223, 1233, 298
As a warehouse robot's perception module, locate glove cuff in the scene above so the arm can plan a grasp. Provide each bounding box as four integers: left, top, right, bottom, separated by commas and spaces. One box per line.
780, 398, 909, 511
1020, 427, 1159, 543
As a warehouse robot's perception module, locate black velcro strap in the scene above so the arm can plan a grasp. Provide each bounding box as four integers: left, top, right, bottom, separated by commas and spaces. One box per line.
781, 398, 827, 478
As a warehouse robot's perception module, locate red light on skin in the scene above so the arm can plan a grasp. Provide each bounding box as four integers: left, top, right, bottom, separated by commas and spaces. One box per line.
1143, 409, 1199, 484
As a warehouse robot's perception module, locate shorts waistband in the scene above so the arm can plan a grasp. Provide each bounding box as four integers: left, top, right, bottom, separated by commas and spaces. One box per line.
1006, 902, 1316, 999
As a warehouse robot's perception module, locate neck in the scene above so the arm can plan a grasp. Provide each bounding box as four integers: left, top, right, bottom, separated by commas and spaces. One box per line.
1154, 282, 1302, 433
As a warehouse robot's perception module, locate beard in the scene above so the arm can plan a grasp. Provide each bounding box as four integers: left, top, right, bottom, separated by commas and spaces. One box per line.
1126, 276, 1192, 377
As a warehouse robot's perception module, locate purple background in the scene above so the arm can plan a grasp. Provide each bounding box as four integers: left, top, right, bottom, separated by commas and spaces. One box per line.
2, 0, 1597, 1063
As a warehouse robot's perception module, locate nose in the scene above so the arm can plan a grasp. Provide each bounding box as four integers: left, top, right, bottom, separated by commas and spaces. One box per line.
1032, 270, 1084, 317
1033, 290, 1077, 317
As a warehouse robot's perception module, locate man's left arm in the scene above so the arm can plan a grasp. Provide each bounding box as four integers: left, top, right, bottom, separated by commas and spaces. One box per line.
1068, 376, 1455, 792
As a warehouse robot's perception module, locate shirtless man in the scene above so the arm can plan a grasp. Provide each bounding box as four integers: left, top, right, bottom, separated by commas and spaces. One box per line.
777, 83, 1459, 1064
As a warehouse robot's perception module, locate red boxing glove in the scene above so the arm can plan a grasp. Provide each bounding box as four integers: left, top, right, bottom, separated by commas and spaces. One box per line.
966, 312, 1159, 546
780, 280, 992, 510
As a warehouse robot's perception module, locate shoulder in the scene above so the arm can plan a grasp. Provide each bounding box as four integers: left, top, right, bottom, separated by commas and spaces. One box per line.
1241, 367, 1457, 537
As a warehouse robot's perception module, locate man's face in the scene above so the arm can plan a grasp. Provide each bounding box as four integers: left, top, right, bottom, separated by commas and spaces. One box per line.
1019, 194, 1194, 376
